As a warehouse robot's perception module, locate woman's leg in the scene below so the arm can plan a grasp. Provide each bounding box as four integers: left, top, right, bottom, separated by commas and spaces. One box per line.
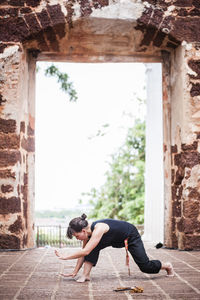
128, 236, 174, 275
76, 261, 93, 282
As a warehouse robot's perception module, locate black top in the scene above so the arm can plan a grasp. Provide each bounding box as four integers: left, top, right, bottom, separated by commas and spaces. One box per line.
91, 219, 139, 248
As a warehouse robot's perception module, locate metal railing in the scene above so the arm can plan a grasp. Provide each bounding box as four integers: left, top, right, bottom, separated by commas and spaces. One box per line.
35, 224, 144, 248
36, 225, 81, 248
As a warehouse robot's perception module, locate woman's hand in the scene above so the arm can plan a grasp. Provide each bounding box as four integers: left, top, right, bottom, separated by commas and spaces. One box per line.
55, 249, 67, 260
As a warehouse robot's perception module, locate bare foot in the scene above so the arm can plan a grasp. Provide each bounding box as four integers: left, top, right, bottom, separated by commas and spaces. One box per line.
59, 273, 76, 278
164, 262, 174, 277
76, 276, 90, 283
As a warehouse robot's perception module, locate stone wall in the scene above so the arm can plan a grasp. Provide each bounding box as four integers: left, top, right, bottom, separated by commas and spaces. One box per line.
170, 45, 200, 249
0, 0, 200, 249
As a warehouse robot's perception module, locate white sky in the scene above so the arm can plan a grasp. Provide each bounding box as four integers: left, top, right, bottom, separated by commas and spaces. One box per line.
35, 62, 146, 211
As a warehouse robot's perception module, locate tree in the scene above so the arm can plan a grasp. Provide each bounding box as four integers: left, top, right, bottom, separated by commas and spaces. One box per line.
82, 118, 145, 224
39, 63, 78, 102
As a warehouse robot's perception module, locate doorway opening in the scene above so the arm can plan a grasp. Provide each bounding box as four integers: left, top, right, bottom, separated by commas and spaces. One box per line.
35, 62, 163, 244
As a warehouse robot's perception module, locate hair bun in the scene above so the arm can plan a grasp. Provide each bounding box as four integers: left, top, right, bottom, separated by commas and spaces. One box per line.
81, 213, 87, 220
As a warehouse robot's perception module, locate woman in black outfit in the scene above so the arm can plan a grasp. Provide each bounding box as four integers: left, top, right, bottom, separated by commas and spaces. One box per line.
55, 214, 174, 282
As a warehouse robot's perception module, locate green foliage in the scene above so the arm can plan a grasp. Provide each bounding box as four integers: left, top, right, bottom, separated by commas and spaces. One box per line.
45, 64, 78, 102
84, 119, 145, 224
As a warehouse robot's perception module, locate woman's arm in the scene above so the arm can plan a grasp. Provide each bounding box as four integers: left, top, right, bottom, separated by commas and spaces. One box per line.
55, 223, 109, 260
59, 239, 88, 277
71, 239, 87, 274
60, 257, 84, 277
74, 257, 84, 273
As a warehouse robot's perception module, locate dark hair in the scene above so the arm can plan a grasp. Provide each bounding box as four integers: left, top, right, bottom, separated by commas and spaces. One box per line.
67, 214, 88, 239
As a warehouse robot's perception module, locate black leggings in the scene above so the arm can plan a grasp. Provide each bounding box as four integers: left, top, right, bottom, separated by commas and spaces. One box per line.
127, 235, 161, 274
84, 234, 161, 274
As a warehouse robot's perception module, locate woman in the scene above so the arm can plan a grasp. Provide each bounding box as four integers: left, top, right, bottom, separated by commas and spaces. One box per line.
55, 214, 174, 282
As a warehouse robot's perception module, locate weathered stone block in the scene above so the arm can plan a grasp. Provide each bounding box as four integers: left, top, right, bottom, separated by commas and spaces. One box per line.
190, 83, 200, 96
0, 44, 7, 53
0, 133, 20, 149
33, 31, 49, 51
183, 200, 199, 218
174, 151, 200, 168
178, 8, 188, 16
149, 9, 164, 28
53, 23, 66, 39
172, 199, 182, 217
174, 168, 184, 185
185, 218, 200, 233
171, 169, 175, 183
0, 17, 29, 42
44, 27, 59, 51
0, 150, 21, 167
0, 94, 6, 106
20, 121, 25, 133
24, 173, 28, 185
172, 185, 178, 201
20, 7, 32, 14
177, 217, 184, 232
0, 197, 21, 214
8, 216, 23, 233
181, 141, 198, 151
1, 184, 14, 193
9, 0, 25, 7
177, 217, 200, 233
172, 18, 200, 43
153, 31, 166, 47
160, 16, 174, 32
0, 234, 20, 249
174, 0, 193, 7
141, 26, 157, 46
24, 13, 41, 35
25, 0, 40, 7
21, 137, 35, 152
166, 41, 178, 49
171, 217, 176, 232
137, 6, 153, 25
0, 7, 18, 17
23, 202, 27, 228
0, 169, 16, 179
171, 232, 178, 248
23, 233, 28, 247
92, 0, 108, 8
0, 119, 16, 134
184, 234, 200, 250
171, 144, 178, 153
188, 8, 200, 16
37, 9, 51, 29
187, 187, 200, 201
21, 184, 28, 202
28, 124, 34, 136
47, 4, 65, 26
172, 185, 183, 201
193, 0, 200, 8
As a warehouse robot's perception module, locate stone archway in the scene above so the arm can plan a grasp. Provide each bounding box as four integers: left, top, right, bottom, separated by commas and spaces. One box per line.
0, 0, 200, 250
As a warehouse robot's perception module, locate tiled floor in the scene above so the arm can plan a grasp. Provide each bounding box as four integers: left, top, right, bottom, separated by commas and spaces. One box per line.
0, 243, 200, 299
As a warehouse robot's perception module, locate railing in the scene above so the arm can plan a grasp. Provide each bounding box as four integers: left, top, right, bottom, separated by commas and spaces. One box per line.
36, 225, 81, 248
35, 224, 144, 248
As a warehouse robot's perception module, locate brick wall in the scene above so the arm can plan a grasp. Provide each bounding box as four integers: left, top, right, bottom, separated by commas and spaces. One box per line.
0, 0, 200, 249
